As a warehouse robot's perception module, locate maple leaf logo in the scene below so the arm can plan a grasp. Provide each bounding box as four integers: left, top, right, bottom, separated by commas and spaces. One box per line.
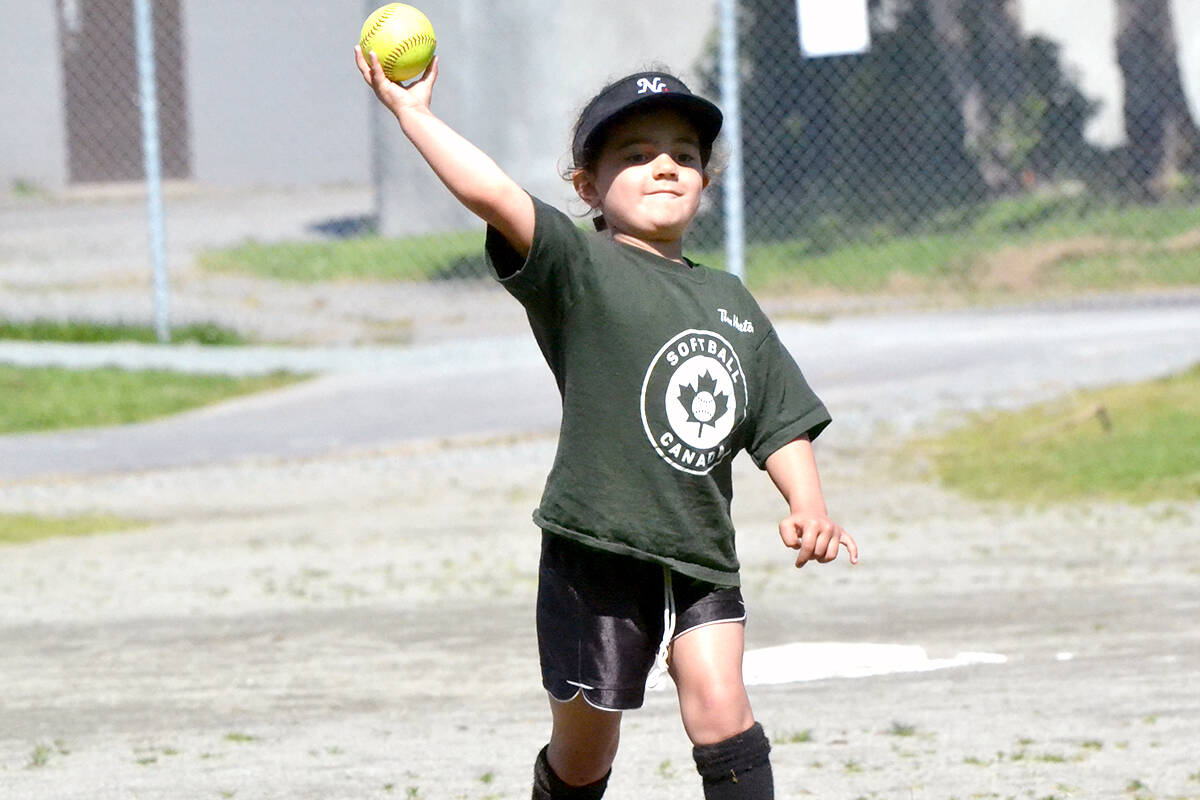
677, 371, 729, 437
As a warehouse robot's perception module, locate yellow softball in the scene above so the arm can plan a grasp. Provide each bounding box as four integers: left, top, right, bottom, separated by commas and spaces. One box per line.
359, 3, 436, 83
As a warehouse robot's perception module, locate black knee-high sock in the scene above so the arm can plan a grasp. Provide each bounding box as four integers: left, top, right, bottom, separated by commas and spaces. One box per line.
692, 722, 774, 800
531, 745, 610, 800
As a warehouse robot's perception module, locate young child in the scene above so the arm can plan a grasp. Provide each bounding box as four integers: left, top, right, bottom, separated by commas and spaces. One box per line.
355, 49, 857, 800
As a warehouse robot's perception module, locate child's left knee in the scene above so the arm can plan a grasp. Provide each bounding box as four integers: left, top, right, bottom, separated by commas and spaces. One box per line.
678, 682, 754, 745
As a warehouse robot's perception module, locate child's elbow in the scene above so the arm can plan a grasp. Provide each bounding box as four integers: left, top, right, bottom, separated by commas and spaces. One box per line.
468, 188, 534, 254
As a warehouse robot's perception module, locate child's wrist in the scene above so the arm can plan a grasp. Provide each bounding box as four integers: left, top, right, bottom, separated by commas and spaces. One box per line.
394, 103, 432, 122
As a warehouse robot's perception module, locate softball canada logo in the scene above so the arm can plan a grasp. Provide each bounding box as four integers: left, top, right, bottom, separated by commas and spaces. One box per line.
640, 329, 748, 475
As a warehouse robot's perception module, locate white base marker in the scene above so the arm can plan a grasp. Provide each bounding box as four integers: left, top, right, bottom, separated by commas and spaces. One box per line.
741, 642, 1007, 686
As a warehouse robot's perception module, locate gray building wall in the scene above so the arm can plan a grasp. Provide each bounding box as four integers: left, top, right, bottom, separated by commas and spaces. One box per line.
1, 2, 69, 189
373, 0, 718, 235
0, 0, 715, 224
0, 0, 375, 192
183, 0, 370, 187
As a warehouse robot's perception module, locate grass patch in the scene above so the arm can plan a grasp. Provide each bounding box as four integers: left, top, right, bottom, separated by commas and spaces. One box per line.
197, 195, 1200, 297
198, 231, 485, 283
695, 232, 973, 293
735, 196, 1200, 295
0, 365, 306, 434
0, 512, 144, 545
1052, 247, 1200, 291
0, 320, 244, 345
27, 743, 52, 768
920, 364, 1200, 504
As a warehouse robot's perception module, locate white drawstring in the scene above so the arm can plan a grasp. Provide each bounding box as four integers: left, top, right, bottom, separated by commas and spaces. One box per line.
646, 566, 677, 690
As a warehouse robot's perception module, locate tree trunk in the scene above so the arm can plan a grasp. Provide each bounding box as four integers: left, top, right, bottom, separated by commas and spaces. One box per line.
1116, 0, 1200, 196
925, 0, 1027, 193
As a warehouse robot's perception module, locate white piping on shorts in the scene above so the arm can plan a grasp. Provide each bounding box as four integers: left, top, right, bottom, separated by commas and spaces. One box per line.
547, 686, 624, 713
646, 566, 678, 691
672, 610, 747, 642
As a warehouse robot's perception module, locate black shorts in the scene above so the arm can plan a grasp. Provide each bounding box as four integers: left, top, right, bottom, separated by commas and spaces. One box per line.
536, 531, 746, 711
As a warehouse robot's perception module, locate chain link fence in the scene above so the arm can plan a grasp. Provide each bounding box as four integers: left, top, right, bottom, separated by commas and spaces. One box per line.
685, 0, 1200, 295
2, 0, 1198, 342
57, 0, 189, 184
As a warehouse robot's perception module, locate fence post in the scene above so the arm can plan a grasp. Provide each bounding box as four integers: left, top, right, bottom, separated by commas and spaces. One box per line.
718, 0, 746, 282
133, 0, 171, 343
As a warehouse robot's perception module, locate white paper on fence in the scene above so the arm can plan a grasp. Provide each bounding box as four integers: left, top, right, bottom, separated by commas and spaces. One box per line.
796, 0, 871, 57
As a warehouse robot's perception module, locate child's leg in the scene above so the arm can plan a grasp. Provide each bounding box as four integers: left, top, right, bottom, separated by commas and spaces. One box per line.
670, 622, 773, 799
670, 621, 754, 744
537, 695, 624, 800
548, 693, 622, 785
531, 693, 621, 799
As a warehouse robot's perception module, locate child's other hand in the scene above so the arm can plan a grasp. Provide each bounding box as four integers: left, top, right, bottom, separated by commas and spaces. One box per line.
354, 47, 437, 117
778, 512, 858, 568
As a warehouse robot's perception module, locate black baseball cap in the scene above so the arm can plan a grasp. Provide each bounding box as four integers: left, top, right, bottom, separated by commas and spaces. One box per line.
571, 72, 723, 168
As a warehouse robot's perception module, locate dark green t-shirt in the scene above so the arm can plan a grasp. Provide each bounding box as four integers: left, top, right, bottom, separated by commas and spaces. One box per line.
486, 197, 830, 586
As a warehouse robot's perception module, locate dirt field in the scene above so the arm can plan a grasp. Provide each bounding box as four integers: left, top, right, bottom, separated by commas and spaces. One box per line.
2, 417, 1197, 799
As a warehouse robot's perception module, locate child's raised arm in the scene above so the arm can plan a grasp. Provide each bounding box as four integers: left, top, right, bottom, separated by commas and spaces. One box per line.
354, 48, 535, 257
764, 436, 858, 569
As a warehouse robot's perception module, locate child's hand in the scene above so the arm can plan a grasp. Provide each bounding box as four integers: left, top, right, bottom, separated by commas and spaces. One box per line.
778, 512, 858, 568
354, 46, 437, 117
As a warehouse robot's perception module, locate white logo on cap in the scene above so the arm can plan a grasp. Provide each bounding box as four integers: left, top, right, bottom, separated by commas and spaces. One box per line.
636, 77, 669, 94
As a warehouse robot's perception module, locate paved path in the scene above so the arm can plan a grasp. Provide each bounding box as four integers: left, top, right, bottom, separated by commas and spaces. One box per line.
3, 298, 1199, 483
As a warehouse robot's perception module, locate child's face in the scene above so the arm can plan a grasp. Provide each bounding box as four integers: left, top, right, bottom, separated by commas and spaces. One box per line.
575, 109, 709, 247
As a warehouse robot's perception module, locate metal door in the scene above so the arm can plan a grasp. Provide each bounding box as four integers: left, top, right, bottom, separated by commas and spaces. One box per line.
57, 0, 191, 183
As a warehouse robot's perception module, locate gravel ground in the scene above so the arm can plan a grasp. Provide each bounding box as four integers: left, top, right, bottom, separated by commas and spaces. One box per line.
1, 189, 1198, 799
1, 431, 1197, 800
